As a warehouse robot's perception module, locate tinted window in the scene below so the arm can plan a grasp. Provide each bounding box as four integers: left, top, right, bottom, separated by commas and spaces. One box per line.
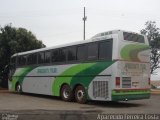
11, 57, 16, 68
38, 52, 45, 64
123, 32, 144, 43
77, 45, 87, 61
27, 53, 37, 65
11, 57, 16, 64
18, 55, 27, 66
87, 43, 98, 60
51, 49, 67, 63
51, 49, 59, 62
99, 40, 112, 60
68, 46, 76, 61
59, 49, 67, 62
45, 51, 50, 63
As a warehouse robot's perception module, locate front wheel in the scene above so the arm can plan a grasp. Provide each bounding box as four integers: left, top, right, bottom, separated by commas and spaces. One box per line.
75, 85, 87, 104
16, 83, 22, 94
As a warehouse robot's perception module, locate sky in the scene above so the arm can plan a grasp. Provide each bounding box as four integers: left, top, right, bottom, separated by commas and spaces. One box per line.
0, 0, 160, 80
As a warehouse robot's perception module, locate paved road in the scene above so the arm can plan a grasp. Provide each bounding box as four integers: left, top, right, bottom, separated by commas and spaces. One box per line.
0, 92, 160, 120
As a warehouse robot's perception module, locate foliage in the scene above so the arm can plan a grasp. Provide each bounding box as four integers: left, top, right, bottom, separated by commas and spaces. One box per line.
0, 24, 45, 87
141, 21, 160, 74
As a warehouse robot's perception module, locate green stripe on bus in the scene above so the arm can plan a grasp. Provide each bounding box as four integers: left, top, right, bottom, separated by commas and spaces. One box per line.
70, 61, 115, 99
52, 61, 115, 96
12, 67, 34, 91
52, 63, 96, 96
112, 93, 151, 101
120, 44, 149, 61
112, 90, 151, 101
112, 90, 150, 95
71, 61, 114, 92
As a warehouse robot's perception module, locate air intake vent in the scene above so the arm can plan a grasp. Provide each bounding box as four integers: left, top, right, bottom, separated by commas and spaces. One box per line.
122, 77, 131, 88
93, 81, 108, 99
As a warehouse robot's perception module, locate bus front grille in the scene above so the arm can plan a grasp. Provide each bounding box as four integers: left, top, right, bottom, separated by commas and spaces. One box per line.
122, 77, 131, 88
93, 81, 108, 99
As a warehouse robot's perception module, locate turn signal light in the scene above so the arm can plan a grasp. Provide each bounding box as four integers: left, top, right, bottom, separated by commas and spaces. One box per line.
148, 78, 150, 85
116, 77, 120, 87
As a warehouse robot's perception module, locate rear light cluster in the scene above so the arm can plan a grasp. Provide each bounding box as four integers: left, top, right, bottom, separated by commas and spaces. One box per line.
148, 78, 150, 85
115, 77, 150, 87
115, 77, 120, 87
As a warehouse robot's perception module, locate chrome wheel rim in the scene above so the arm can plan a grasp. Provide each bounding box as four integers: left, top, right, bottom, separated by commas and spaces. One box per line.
63, 88, 70, 99
77, 90, 84, 100
17, 85, 21, 92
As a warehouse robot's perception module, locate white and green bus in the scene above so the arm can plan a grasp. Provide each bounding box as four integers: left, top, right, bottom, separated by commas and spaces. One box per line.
8, 30, 151, 103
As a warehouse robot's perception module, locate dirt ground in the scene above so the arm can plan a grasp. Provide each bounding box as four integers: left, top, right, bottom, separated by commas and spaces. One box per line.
0, 91, 160, 120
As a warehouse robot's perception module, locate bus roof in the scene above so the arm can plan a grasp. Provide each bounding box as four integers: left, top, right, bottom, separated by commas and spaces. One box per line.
12, 30, 145, 57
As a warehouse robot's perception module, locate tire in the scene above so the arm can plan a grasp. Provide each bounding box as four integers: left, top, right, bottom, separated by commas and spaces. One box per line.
60, 84, 73, 102
75, 85, 87, 104
16, 83, 22, 94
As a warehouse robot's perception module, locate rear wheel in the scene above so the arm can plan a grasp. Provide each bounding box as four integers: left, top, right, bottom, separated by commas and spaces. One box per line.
75, 85, 87, 104
61, 84, 73, 102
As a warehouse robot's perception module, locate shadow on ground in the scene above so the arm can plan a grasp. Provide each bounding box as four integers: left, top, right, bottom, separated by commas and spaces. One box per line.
11, 92, 144, 109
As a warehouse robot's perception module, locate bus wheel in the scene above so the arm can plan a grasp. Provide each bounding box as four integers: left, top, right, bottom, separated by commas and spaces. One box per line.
75, 85, 87, 104
61, 84, 73, 102
16, 83, 22, 94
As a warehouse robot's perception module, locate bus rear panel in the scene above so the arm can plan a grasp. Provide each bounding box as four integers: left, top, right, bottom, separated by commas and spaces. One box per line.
111, 31, 150, 101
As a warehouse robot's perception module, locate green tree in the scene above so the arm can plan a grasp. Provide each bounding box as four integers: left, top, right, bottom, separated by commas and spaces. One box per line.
0, 24, 45, 87
141, 21, 160, 74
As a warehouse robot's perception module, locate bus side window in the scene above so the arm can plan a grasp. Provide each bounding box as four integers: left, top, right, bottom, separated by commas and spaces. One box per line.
32, 54, 37, 64
51, 48, 67, 63
45, 51, 51, 63
18, 55, 27, 66
51, 49, 59, 63
59, 48, 67, 62
11, 57, 16, 68
87, 42, 98, 60
99, 40, 112, 60
38, 52, 45, 64
17, 56, 21, 66
67, 46, 77, 61
27, 53, 37, 65
77, 45, 87, 61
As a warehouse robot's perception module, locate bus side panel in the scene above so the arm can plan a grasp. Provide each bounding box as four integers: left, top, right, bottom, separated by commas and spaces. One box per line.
22, 77, 55, 95
87, 64, 113, 101
22, 64, 75, 95
10, 61, 116, 99
9, 67, 34, 91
